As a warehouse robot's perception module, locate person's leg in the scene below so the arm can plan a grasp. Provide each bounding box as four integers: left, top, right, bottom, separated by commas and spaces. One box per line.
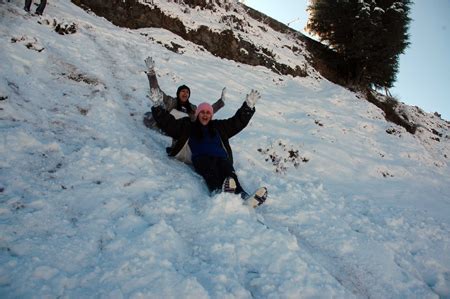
35, 0, 46, 15
24, 0, 32, 12
217, 158, 247, 196
192, 156, 223, 193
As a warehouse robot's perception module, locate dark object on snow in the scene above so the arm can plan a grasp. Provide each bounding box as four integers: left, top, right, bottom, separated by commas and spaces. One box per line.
55, 22, 77, 35
24, 0, 47, 15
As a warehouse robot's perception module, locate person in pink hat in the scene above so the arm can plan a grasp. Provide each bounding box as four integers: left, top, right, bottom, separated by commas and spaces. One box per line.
151, 89, 262, 200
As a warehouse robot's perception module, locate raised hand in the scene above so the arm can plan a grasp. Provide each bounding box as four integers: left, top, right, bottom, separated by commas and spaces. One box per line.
245, 89, 261, 109
144, 56, 155, 74
221, 87, 226, 102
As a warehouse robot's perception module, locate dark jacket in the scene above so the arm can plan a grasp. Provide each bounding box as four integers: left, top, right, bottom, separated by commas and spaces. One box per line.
152, 102, 255, 164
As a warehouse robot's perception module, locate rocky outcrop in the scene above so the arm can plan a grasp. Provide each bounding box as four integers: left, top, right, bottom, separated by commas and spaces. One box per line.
243, 4, 346, 86
71, 0, 307, 77
365, 90, 417, 134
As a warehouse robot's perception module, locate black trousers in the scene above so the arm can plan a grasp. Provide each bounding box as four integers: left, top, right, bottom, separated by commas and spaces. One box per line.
24, 0, 46, 14
192, 156, 244, 195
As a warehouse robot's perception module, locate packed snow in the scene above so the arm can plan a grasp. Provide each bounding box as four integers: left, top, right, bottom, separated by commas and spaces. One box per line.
1, 0, 450, 298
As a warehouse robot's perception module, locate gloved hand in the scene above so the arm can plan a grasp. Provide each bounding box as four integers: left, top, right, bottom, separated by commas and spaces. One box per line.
245, 89, 260, 109
220, 87, 226, 102
150, 88, 164, 107
144, 56, 155, 75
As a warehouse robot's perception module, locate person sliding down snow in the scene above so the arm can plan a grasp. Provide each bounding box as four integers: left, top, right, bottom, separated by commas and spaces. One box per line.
142, 56, 225, 129
151, 89, 267, 206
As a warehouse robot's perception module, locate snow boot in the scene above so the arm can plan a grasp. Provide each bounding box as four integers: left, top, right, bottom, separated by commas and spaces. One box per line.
245, 187, 268, 208
222, 177, 237, 193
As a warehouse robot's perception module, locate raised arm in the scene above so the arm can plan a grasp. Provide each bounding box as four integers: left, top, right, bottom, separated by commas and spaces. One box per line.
144, 56, 174, 109
212, 87, 226, 113
216, 90, 260, 139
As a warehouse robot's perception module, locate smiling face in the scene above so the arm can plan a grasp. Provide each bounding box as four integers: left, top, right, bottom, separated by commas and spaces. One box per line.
198, 109, 212, 126
178, 89, 190, 103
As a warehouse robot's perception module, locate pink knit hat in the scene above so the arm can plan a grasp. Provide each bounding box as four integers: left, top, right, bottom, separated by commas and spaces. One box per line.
195, 102, 213, 119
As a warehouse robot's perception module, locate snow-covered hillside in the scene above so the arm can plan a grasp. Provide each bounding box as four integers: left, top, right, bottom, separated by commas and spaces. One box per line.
1, 0, 449, 298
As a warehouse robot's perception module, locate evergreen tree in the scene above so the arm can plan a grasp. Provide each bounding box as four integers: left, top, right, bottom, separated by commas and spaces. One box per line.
307, 0, 411, 89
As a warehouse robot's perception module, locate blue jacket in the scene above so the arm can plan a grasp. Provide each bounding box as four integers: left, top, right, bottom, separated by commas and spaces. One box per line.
188, 126, 228, 160
152, 102, 255, 164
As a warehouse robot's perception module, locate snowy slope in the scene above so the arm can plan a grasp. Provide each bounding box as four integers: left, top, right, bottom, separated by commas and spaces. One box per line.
1, 0, 450, 298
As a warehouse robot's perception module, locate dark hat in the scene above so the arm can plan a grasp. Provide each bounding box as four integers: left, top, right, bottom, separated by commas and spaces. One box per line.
176, 85, 191, 99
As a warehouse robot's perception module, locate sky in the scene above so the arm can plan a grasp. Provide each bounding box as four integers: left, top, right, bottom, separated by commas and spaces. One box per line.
1, 0, 450, 297
244, 0, 450, 120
